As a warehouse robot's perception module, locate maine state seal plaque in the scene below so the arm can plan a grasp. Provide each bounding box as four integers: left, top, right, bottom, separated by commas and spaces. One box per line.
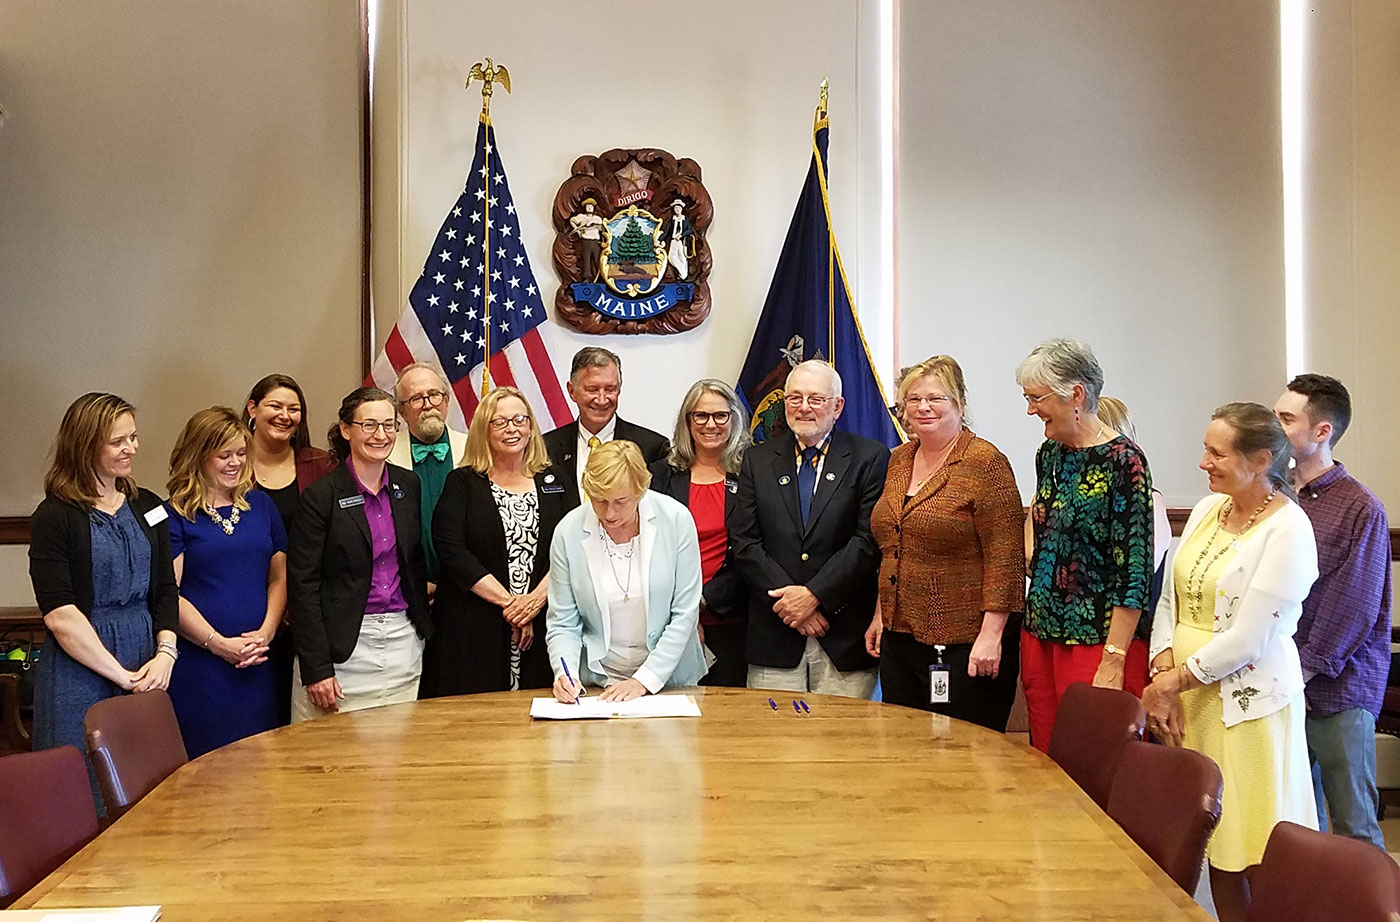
551, 148, 713, 335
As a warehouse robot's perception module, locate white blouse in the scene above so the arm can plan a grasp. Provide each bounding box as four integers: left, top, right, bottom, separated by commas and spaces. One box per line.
1150, 495, 1318, 728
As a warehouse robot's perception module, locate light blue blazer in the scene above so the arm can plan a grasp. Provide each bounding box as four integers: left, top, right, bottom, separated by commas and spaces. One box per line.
546, 491, 708, 692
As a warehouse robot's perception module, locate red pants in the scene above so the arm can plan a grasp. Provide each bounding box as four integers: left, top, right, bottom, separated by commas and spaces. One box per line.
1020, 629, 1149, 753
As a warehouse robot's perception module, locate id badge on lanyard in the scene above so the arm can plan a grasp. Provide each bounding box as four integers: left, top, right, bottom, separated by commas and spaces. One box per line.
929, 645, 950, 704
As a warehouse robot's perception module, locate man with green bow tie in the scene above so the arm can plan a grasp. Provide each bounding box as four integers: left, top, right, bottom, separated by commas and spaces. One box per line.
389, 363, 468, 599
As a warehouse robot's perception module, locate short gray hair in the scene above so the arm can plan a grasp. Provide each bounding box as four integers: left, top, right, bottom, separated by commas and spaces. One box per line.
666, 379, 751, 474
393, 362, 449, 399
787, 359, 843, 399
570, 347, 621, 383
1015, 338, 1103, 412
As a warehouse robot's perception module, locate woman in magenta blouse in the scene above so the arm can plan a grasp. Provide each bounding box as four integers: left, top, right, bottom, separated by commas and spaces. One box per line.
649, 379, 752, 686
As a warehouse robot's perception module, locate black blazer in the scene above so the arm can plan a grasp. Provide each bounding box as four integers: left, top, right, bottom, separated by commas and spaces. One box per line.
420, 467, 568, 696
729, 429, 890, 671
647, 460, 745, 622
28, 489, 178, 634
287, 463, 432, 685
542, 417, 670, 509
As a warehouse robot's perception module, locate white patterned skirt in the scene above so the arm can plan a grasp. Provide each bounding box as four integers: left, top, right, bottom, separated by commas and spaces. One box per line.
291, 611, 425, 723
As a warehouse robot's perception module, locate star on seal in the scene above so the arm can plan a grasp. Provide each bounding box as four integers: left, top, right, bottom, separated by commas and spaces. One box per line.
616, 159, 653, 196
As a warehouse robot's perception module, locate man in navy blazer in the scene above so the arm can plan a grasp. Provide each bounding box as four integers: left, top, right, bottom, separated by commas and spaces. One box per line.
542, 347, 669, 510
730, 360, 889, 697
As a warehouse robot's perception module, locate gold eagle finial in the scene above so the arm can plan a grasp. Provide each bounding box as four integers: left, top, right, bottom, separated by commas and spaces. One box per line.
466, 58, 511, 117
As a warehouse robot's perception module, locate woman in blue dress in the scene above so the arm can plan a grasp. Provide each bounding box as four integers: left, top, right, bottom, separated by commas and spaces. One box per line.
28, 393, 179, 813
164, 407, 286, 758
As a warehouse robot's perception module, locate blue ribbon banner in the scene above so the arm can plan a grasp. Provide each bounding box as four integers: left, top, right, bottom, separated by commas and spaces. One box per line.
571, 283, 693, 319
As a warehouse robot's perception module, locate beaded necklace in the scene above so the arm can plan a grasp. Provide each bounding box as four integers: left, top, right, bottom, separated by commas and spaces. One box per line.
1183, 491, 1274, 619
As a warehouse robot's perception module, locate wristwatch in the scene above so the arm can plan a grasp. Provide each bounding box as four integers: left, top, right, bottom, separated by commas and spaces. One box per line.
1104, 643, 1128, 657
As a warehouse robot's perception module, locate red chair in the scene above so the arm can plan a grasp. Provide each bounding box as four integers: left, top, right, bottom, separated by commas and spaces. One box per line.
1048, 682, 1145, 809
0, 746, 99, 908
1247, 821, 1400, 922
84, 689, 188, 821
1106, 741, 1222, 893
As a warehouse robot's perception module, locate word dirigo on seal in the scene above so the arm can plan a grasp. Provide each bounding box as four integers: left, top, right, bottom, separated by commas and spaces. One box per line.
551, 148, 713, 335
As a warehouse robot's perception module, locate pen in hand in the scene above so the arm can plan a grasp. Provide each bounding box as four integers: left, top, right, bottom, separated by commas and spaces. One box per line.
560, 657, 585, 704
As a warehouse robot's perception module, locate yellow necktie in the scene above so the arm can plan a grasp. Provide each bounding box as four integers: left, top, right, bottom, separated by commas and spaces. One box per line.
583, 436, 602, 501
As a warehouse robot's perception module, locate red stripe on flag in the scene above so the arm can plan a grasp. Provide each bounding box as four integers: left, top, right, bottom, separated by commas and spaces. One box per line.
487, 351, 517, 391
452, 375, 480, 423
521, 328, 571, 424
383, 327, 416, 376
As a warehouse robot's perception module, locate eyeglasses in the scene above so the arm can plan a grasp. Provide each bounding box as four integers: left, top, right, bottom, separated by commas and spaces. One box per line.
488, 414, 531, 431
905, 395, 955, 408
350, 419, 401, 434
1023, 392, 1056, 407
784, 393, 832, 409
403, 390, 447, 409
687, 410, 732, 426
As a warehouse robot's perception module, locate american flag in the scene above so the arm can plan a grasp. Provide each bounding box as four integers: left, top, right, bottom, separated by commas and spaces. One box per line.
369, 117, 571, 429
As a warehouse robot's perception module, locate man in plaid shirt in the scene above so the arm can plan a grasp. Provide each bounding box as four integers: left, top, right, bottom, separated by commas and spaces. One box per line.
1275, 374, 1392, 849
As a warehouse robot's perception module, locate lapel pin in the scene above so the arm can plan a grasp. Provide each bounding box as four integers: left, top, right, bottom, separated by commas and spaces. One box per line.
545, 473, 556, 483
825, 472, 835, 481
779, 475, 791, 485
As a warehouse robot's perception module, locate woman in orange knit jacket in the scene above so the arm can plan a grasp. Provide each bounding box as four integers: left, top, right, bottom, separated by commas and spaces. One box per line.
865, 356, 1026, 729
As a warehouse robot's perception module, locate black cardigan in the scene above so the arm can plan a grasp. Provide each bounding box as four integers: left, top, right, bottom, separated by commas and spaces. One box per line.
28, 489, 179, 634
419, 466, 568, 696
647, 459, 746, 622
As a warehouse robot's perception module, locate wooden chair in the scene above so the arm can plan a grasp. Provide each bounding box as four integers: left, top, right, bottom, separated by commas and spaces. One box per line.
1247, 821, 1400, 922
84, 690, 188, 821
1106, 741, 1222, 893
1047, 682, 1145, 809
0, 746, 99, 908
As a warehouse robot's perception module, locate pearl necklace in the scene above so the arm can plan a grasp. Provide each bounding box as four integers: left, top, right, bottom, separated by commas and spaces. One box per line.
602, 531, 637, 602
204, 504, 240, 535
1183, 491, 1274, 619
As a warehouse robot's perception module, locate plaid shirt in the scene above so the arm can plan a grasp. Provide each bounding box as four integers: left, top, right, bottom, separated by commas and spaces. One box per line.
1295, 462, 1392, 716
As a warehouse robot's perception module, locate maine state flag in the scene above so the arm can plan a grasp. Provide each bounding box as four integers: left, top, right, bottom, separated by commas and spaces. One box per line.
737, 98, 902, 448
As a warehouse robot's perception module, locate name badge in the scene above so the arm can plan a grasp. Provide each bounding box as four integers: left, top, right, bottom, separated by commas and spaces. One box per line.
143, 506, 168, 527
338, 495, 366, 509
541, 484, 566, 494
929, 664, 951, 704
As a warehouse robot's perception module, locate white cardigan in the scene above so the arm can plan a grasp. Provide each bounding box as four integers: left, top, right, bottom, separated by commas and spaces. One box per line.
1150, 494, 1318, 728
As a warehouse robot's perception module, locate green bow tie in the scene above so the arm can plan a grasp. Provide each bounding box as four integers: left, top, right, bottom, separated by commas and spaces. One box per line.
411, 441, 450, 464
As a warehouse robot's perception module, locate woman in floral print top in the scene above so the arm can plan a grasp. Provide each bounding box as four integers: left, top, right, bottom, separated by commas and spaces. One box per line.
1015, 339, 1155, 751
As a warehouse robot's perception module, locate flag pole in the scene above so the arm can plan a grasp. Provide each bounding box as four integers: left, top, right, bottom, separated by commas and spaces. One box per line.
466, 58, 511, 394
816, 77, 835, 368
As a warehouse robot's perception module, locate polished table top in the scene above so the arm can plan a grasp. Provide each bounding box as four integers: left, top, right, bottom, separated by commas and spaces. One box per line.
17, 689, 1211, 920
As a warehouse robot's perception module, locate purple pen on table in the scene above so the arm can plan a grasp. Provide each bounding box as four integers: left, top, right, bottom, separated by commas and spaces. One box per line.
793, 699, 802, 713
560, 657, 585, 702
768, 698, 778, 711
800, 700, 810, 713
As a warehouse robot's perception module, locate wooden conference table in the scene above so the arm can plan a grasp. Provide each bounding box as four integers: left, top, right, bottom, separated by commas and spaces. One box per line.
16, 688, 1210, 921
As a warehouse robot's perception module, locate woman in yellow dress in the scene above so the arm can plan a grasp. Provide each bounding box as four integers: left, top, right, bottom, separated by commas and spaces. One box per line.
1141, 403, 1319, 922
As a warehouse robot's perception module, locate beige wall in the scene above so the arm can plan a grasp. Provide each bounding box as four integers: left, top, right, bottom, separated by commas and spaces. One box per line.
1302, 0, 1400, 511
896, 1, 1286, 507
0, 1, 365, 521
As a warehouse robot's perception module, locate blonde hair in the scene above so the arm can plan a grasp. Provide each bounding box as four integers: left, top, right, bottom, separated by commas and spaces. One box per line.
896, 355, 967, 421
167, 407, 254, 521
44, 393, 139, 507
1095, 395, 1136, 443
461, 387, 550, 476
581, 440, 651, 500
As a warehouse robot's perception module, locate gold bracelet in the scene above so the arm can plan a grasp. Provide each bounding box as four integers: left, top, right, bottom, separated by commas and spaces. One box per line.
1148, 664, 1171, 681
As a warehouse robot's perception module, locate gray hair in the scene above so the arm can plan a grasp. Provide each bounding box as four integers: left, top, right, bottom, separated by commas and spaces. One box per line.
393, 361, 449, 399
787, 359, 843, 399
666, 379, 751, 475
1015, 338, 1103, 412
569, 346, 621, 383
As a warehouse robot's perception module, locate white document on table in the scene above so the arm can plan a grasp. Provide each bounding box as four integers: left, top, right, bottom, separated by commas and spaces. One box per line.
4, 908, 161, 922
530, 694, 701, 720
